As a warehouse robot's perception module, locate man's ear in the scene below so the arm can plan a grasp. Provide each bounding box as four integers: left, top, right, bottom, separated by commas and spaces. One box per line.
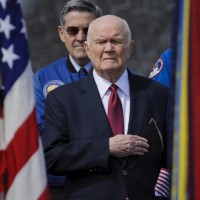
130, 40, 134, 52
83, 41, 90, 58
128, 40, 134, 57
58, 26, 65, 43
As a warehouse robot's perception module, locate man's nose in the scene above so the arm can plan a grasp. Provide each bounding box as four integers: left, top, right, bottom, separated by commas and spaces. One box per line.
104, 42, 114, 51
76, 30, 87, 41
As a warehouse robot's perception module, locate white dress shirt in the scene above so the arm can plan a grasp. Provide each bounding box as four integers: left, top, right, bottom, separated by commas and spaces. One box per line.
69, 55, 92, 73
93, 69, 130, 134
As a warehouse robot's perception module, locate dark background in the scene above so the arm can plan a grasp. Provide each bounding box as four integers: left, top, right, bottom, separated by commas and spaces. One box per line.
21, 0, 174, 76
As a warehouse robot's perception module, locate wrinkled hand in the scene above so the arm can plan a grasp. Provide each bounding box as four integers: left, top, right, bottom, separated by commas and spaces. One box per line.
109, 134, 149, 158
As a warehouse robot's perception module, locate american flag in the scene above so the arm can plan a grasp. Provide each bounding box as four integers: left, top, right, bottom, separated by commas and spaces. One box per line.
0, 0, 49, 199
155, 168, 170, 197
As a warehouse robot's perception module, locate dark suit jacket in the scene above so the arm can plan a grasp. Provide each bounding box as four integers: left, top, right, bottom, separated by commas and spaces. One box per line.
43, 69, 169, 200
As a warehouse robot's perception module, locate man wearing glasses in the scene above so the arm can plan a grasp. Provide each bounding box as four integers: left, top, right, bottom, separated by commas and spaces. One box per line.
33, 0, 102, 199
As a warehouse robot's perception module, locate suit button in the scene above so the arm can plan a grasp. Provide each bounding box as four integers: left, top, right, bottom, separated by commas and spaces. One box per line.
122, 170, 127, 175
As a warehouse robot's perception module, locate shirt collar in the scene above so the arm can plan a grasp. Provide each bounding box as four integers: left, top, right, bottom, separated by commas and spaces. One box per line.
115, 70, 130, 97
69, 55, 92, 73
93, 69, 130, 99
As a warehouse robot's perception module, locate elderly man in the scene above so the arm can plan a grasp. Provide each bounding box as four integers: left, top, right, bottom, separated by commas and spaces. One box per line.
43, 15, 169, 200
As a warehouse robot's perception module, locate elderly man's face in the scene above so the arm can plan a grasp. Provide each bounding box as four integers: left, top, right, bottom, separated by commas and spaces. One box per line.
84, 17, 132, 75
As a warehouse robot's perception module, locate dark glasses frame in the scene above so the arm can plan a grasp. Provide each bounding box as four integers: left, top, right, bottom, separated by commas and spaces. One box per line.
63, 26, 89, 36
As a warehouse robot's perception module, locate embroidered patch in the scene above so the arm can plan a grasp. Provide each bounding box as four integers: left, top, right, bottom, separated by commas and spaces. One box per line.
149, 58, 164, 78
43, 80, 64, 97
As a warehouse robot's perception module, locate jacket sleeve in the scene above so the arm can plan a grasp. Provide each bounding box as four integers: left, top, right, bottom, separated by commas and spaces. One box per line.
43, 90, 110, 176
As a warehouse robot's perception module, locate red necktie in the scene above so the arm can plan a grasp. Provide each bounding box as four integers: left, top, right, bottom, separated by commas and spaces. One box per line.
108, 84, 124, 136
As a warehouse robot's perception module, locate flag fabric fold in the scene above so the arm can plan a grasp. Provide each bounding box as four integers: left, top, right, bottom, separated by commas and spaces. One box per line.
170, 0, 200, 199
0, 0, 49, 199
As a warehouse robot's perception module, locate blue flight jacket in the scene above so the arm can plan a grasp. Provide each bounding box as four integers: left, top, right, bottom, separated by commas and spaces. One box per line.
33, 57, 84, 187
149, 48, 173, 87
33, 57, 83, 135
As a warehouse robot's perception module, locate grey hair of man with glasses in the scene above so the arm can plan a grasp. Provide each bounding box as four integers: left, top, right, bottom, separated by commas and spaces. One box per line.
60, 0, 102, 26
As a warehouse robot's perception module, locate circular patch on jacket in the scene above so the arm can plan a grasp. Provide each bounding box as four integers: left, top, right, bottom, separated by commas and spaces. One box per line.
149, 58, 164, 78
43, 80, 64, 97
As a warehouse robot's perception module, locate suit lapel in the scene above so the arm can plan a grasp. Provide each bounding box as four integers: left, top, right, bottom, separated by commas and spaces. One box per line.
122, 72, 148, 167
79, 71, 112, 138
127, 72, 148, 136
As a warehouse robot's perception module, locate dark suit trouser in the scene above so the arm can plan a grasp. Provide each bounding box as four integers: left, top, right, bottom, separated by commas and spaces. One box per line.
49, 186, 66, 200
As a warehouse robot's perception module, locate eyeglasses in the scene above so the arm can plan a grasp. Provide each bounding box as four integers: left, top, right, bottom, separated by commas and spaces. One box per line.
63, 26, 89, 36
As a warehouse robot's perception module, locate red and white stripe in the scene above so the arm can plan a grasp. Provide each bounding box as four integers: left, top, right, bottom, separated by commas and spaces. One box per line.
0, 97, 5, 199
0, 76, 5, 199
155, 168, 171, 197
1, 63, 49, 199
